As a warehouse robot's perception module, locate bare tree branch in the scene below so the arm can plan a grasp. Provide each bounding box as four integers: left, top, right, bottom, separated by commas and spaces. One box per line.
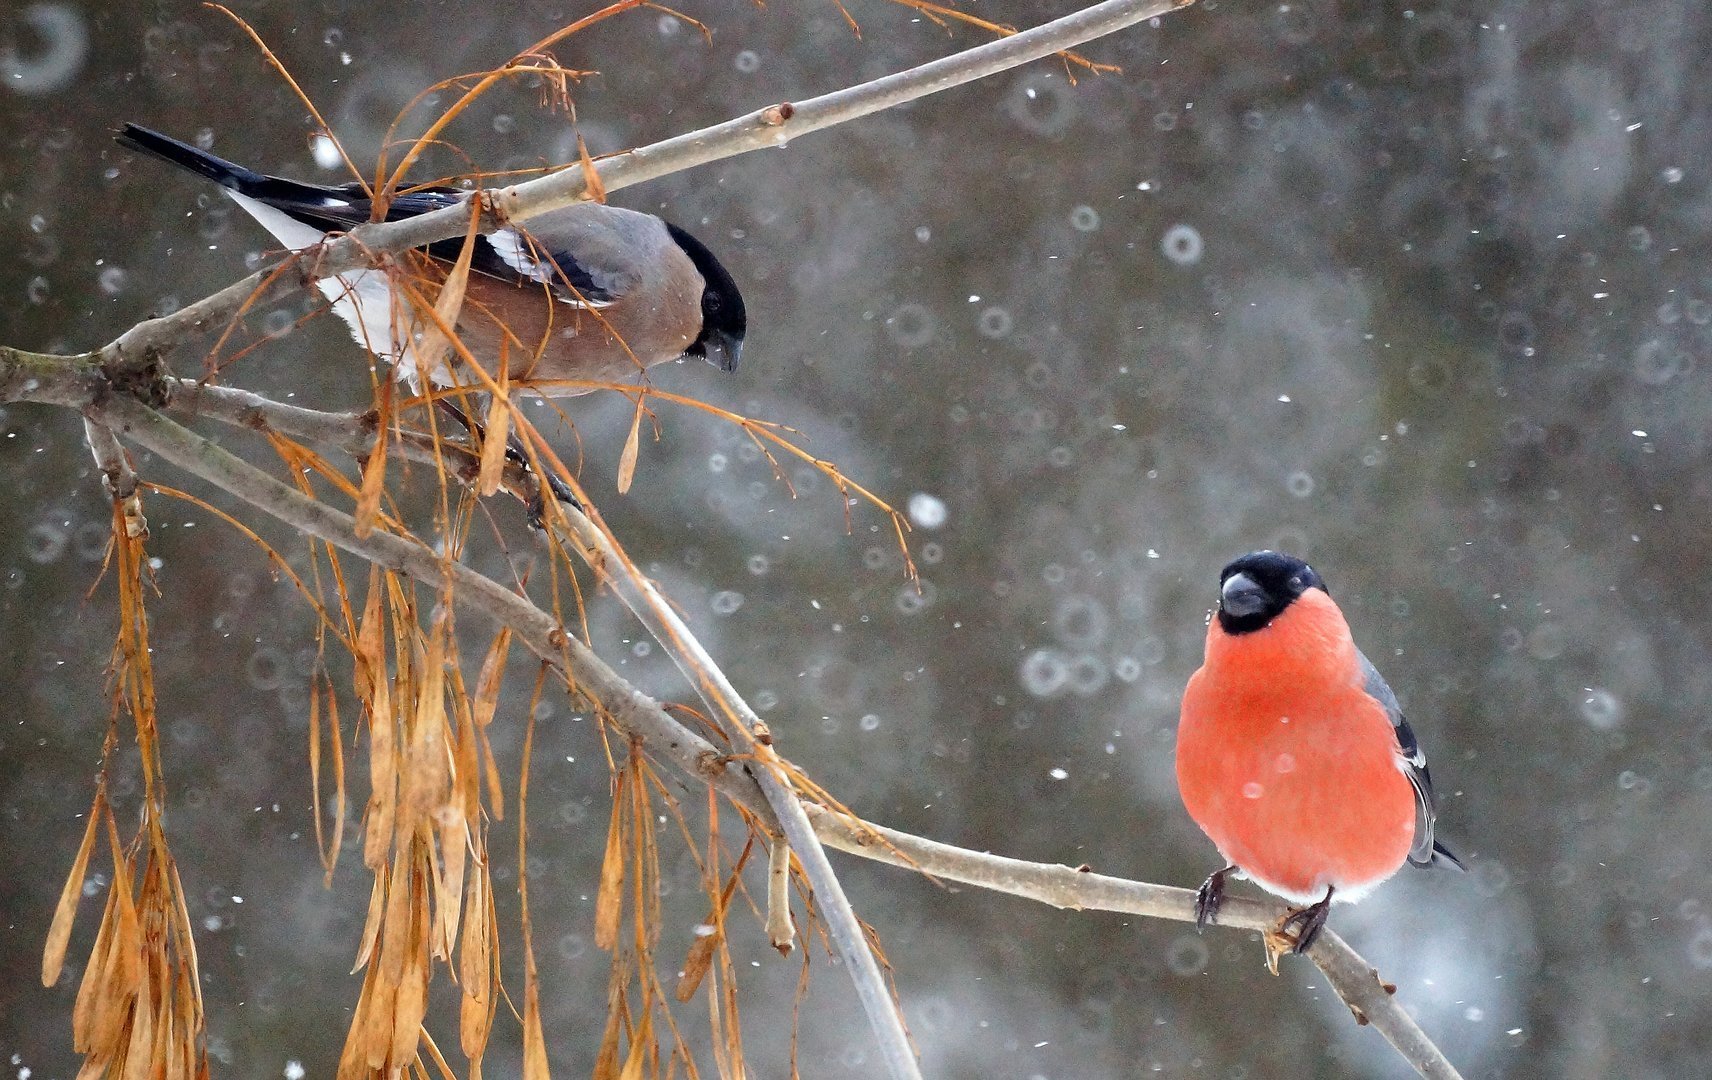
41, 376, 1460, 1080
0, 345, 107, 407
101, 0, 1194, 378
805, 810, 1463, 1080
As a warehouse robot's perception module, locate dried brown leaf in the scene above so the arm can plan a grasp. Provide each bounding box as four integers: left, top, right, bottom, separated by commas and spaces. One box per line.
87, 847, 142, 1057
72, 885, 118, 1049
361, 963, 398, 1071
592, 999, 623, 1080
480, 723, 505, 822
523, 970, 550, 1080
166, 860, 202, 1016
577, 134, 608, 204
674, 927, 719, 1003
359, 572, 397, 870
337, 957, 382, 1080
617, 1009, 652, 1080
378, 843, 414, 984
43, 792, 103, 986
434, 806, 467, 960
389, 899, 429, 1065
159, 995, 182, 1080
616, 396, 644, 494
458, 866, 494, 1059
120, 970, 152, 1080
318, 675, 348, 882
353, 383, 391, 539
453, 694, 481, 828
403, 617, 450, 830
472, 629, 510, 730
477, 391, 511, 497
593, 787, 626, 951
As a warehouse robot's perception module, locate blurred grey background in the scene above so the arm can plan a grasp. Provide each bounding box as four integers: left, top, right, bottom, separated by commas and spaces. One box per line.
3, 0, 1708, 1077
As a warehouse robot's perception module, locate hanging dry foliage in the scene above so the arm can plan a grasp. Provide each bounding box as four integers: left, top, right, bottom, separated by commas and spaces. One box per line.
43, 500, 210, 1080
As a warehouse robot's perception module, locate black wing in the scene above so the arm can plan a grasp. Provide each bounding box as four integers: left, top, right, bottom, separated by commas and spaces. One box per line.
1357, 649, 1465, 871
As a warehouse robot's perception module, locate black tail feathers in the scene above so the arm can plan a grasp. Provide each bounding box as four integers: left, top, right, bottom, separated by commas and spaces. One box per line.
113, 123, 266, 193
114, 123, 373, 233
1432, 840, 1467, 872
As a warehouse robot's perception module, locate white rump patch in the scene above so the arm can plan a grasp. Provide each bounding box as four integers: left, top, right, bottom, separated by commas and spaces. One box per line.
227, 191, 452, 390
228, 191, 330, 253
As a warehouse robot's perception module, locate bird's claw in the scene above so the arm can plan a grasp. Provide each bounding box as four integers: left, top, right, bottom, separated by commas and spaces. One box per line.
1277, 888, 1334, 954
436, 398, 581, 526
1194, 865, 1234, 932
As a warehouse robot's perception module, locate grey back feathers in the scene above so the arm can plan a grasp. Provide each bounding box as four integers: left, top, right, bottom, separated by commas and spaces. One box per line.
518, 205, 667, 301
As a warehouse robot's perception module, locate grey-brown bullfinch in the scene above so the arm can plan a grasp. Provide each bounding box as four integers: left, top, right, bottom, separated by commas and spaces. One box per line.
113, 123, 746, 393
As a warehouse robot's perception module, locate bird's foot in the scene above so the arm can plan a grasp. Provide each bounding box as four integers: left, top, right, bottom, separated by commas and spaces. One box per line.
434, 399, 581, 525
1194, 865, 1236, 932
523, 469, 582, 530
1277, 886, 1335, 955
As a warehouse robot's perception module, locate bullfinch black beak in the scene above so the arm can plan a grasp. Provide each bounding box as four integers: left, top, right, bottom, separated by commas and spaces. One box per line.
1219, 572, 1269, 618
701, 328, 743, 374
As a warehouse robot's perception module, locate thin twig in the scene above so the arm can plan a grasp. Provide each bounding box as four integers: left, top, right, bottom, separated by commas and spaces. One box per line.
57, 382, 1459, 1080
766, 837, 794, 955
82, 417, 148, 539
82, 417, 137, 500
102, 0, 1194, 376
804, 810, 1462, 1080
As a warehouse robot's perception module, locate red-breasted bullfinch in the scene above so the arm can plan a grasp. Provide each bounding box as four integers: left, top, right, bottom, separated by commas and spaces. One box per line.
113, 123, 746, 392
1176, 551, 1463, 953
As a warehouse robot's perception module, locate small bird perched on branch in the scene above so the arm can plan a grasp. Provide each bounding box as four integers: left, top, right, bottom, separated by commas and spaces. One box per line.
113, 123, 747, 393
1176, 551, 1463, 960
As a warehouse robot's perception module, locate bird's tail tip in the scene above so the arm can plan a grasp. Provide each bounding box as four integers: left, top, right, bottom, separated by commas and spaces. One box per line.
1408, 839, 1468, 873
1432, 840, 1468, 873
113, 123, 258, 192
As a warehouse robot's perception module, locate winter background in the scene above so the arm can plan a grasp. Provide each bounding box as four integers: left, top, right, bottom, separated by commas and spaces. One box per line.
3, 1, 1708, 1077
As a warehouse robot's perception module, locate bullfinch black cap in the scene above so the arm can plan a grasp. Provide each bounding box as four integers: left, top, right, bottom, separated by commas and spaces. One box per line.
665, 222, 746, 373
1216, 550, 1327, 635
